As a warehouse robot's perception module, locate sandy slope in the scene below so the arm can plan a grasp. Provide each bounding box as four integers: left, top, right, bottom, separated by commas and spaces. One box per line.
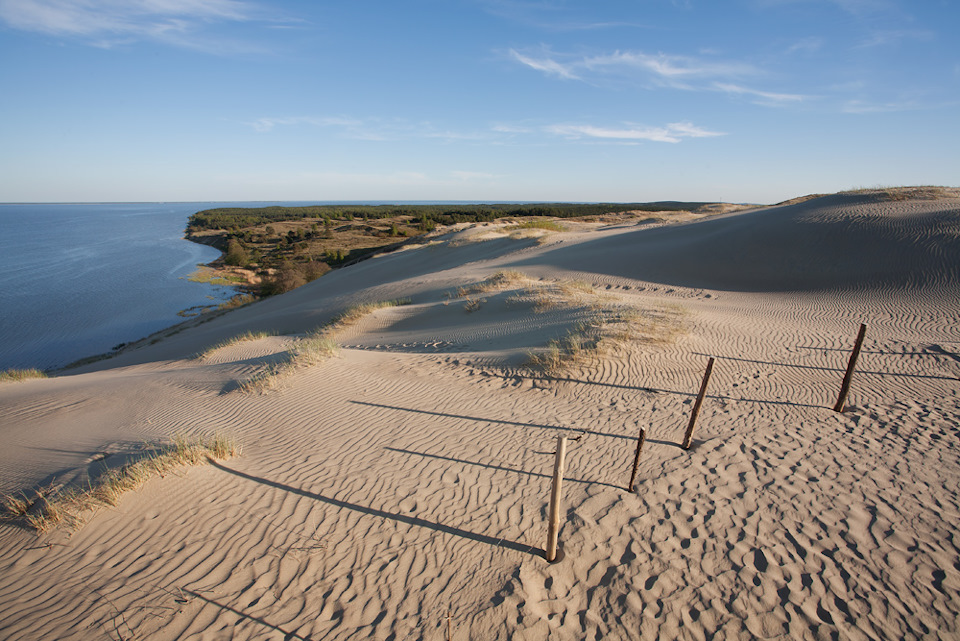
1, 189, 959, 640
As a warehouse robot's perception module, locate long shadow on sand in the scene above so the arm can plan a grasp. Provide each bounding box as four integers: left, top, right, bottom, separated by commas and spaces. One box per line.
696, 352, 960, 382
184, 590, 315, 640
350, 400, 661, 442
385, 446, 624, 490
484, 373, 825, 410
207, 459, 541, 558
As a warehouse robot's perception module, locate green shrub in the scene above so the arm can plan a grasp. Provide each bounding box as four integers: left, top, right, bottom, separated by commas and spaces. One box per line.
223, 238, 250, 267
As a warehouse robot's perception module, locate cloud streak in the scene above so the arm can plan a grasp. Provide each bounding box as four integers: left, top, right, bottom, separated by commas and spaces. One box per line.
244, 115, 491, 143
0, 0, 277, 52
713, 82, 809, 104
546, 121, 725, 143
507, 46, 817, 109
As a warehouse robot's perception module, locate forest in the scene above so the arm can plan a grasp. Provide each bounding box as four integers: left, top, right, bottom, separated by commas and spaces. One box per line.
186, 202, 708, 233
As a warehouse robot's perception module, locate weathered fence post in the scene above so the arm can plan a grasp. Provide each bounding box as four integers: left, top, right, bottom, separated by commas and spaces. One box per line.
627, 426, 647, 492
545, 436, 568, 562
682, 357, 715, 450
833, 323, 867, 413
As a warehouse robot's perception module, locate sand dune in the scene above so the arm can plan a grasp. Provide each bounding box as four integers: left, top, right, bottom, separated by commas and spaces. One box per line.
1, 188, 959, 640
510, 189, 960, 292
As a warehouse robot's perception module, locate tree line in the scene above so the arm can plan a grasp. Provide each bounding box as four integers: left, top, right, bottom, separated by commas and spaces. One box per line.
186, 202, 709, 233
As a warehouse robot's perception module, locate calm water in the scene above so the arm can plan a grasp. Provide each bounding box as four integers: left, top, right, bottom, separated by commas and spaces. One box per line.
0, 200, 523, 371
0, 203, 245, 371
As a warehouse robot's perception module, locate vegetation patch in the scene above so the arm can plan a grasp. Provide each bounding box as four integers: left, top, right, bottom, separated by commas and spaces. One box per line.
0, 368, 48, 383
186, 266, 248, 286
1, 434, 240, 533
323, 299, 413, 334
239, 336, 340, 393
238, 299, 411, 393
446, 272, 684, 373
845, 185, 952, 199
217, 293, 258, 311
524, 304, 684, 375
195, 330, 277, 361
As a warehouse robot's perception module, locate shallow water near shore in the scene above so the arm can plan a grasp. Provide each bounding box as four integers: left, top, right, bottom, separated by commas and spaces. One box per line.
0, 203, 238, 371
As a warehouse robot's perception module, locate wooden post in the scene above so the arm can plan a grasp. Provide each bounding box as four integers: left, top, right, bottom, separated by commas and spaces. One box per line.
833, 323, 867, 413
682, 357, 715, 450
627, 426, 646, 492
545, 436, 568, 562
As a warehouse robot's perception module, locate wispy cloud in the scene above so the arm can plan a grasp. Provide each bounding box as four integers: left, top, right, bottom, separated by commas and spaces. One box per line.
841, 98, 923, 113
507, 46, 814, 108
0, 0, 281, 52
854, 29, 934, 48
246, 116, 365, 134
581, 50, 757, 81
450, 170, 498, 181
754, 0, 896, 16
478, 0, 652, 32
509, 47, 758, 87
243, 115, 491, 143
785, 36, 824, 55
546, 121, 725, 143
508, 48, 579, 79
713, 82, 810, 104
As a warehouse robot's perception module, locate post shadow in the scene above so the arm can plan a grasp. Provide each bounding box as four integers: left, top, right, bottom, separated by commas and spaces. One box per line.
184, 590, 315, 640
206, 459, 541, 557
385, 446, 625, 490
483, 372, 824, 410
694, 351, 958, 382
349, 400, 633, 441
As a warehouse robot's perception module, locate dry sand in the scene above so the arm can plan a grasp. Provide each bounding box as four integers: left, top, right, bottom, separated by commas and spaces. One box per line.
1, 188, 959, 640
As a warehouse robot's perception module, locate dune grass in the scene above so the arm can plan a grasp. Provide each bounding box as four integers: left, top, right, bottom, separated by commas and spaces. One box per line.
845, 185, 953, 201
0, 368, 48, 383
2, 434, 240, 533
239, 335, 340, 393
449, 272, 684, 374
238, 299, 411, 393
524, 304, 684, 375
324, 298, 413, 333
512, 219, 566, 232
196, 330, 276, 360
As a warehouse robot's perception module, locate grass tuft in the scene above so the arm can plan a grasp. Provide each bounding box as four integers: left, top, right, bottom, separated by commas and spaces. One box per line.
195, 330, 276, 360
326, 298, 413, 331
3, 434, 240, 533
512, 219, 566, 232
238, 299, 410, 393
218, 293, 258, 311
523, 294, 686, 375
1, 493, 31, 516
0, 368, 48, 383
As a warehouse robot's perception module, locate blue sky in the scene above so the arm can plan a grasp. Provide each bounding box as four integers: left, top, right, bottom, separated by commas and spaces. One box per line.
1, 0, 957, 203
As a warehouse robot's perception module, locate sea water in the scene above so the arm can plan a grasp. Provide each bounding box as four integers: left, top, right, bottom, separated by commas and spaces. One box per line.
0, 203, 242, 371
0, 200, 511, 371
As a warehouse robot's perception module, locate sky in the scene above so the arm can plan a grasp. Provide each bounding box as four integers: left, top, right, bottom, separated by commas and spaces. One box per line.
0, 0, 957, 204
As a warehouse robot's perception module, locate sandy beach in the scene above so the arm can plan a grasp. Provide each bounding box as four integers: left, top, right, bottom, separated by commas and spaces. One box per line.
1, 188, 959, 640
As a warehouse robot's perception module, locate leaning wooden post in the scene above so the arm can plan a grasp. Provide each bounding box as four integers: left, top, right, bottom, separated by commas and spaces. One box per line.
627, 426, 646, 492
682, 357, 715, 450
545, 436, 568, 562
833, 323, 867, 413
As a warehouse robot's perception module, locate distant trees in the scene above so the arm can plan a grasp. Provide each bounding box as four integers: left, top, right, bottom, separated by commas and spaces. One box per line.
223, 238, 250, 267
259, 260, 330, 296
186, 202, 712, 234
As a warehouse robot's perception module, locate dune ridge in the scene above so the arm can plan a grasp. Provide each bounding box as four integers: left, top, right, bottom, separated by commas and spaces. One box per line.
1, 188, 959, 640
